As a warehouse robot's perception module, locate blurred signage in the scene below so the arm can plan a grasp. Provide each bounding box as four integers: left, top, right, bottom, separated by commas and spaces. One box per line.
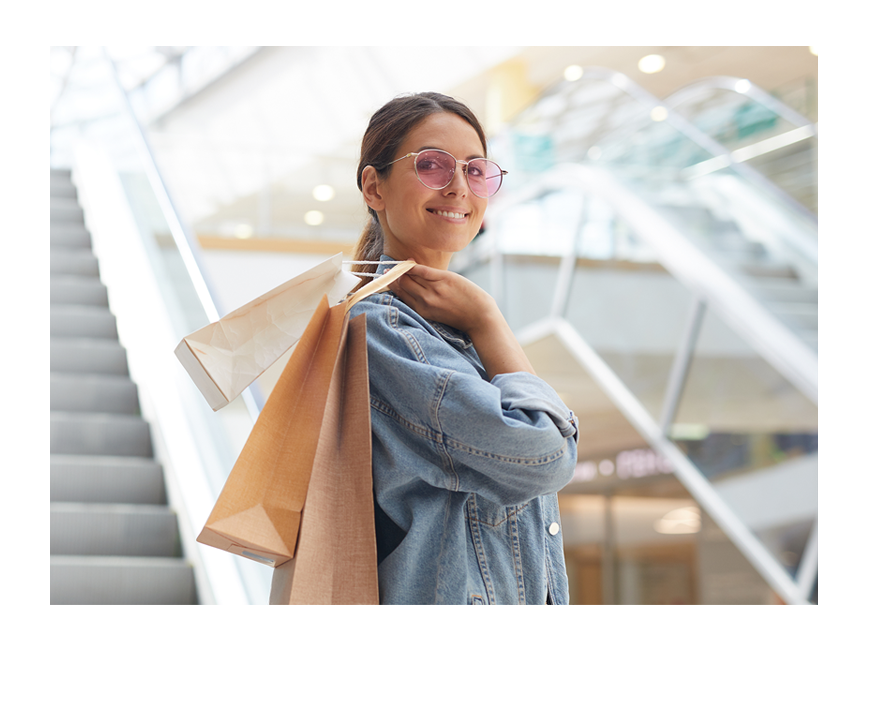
574, 448, 673, 483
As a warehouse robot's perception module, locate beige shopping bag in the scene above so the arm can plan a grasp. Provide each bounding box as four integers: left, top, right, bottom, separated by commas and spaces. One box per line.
196, 295, 347, 567
175, 253, 360, 411
268, 309, 377, 604
195, 260, 413, 598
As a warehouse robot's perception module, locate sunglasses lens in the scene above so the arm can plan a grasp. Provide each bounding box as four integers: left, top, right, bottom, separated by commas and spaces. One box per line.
414, 150, 455, 188
413, 150, 504, 197
466, 159, 503, 197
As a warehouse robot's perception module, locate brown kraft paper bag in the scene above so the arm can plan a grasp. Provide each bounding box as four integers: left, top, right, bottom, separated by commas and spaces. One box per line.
196, 295, 347, 567
269, 308, 378, 604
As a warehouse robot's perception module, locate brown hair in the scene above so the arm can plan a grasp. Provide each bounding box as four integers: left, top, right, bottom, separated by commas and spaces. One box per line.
352, 92, 488, 285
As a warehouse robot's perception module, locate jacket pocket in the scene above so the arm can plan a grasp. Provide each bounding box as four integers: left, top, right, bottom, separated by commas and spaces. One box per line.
466, 493, 529, 527
469, 593, 486, 605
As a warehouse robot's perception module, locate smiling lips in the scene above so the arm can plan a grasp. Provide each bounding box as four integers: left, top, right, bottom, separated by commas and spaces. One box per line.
430, 209, 468, 220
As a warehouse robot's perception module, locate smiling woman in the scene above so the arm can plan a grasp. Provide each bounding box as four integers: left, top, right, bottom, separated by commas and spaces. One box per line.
352, 92, 493, 276
346, 93, 580, 605
360, 112, 488, 269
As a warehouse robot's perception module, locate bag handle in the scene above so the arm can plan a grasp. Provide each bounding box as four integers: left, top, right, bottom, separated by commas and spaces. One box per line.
343, 259, 416, 312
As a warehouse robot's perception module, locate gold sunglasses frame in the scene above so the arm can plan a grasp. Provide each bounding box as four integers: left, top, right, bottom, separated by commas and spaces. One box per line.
384, 148, 508, 198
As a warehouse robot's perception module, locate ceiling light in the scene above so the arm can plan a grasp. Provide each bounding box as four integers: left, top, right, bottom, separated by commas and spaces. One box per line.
638, 54, 666, 74
313, 184, 335, 202
650, 106, 668, 122
734, 79, 752, 94
234, 223, 253, 239
564, 64, 584, 82
809, 46, 818, 56
304, 210, 324, 226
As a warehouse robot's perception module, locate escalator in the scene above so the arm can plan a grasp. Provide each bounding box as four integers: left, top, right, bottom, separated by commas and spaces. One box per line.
50, 169, 198, 604
49, 49, 271, 605
457, 69, 817, 604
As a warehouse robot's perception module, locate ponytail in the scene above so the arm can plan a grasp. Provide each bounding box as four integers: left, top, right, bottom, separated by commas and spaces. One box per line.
350, 213, 384, 291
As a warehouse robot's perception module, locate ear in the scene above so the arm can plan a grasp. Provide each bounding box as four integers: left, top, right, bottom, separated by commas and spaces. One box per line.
361, 165, 386, 212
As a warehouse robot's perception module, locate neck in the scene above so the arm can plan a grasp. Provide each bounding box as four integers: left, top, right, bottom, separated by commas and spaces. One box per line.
383, 241, 453, 270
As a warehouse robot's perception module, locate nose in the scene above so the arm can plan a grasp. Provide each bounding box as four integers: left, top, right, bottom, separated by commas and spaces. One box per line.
444, 160, 469, 195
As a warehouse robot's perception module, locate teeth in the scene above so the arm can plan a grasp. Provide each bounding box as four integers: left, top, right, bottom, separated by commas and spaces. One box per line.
433, 210, 466, 219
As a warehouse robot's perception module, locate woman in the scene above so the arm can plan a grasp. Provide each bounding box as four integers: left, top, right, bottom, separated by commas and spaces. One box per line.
348, 92, 579, 604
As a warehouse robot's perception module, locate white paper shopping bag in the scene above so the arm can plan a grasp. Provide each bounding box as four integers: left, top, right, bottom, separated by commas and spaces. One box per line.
174, 253, 360, 410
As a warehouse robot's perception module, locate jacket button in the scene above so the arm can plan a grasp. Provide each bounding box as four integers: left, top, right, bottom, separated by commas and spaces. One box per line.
548, 522, 560, 535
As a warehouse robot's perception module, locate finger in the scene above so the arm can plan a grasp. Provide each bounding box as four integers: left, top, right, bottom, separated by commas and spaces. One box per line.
406, 264, 445, 281
394, 270, 429, 294
390, 281, 424, 313
389, 274, 421, 302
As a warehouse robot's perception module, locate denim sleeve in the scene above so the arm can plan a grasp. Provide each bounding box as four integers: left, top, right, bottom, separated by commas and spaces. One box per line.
436, 369, 579, 505
356, 298, 579, 507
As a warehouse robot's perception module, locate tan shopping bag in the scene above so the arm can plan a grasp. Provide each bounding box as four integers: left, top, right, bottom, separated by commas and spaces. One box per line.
195, 260, 413, 592
268, 309, 377, 604
175, 253, 360, 411
196, 295, 347, 567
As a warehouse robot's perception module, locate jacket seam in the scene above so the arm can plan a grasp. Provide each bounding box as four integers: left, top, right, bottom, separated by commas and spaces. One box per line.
466, 496, 496, 604
509, 506, 526, 604
370, 396, 441, 444
432, 370, 461, 493
466, 500, 530, 527
445, 437, 570, 466
389, 304, 430, 365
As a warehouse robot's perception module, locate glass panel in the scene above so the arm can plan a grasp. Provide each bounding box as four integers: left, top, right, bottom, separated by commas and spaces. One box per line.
456, 257, 492, 295
666, 80, 818, 214
117, 173, 213, 340
493, 190, 584, 256
671, 306, 817, 577
564, 259, 696, 421
670, 88, 800, 152
501, 256, 560, 332
495, 76, 637, 190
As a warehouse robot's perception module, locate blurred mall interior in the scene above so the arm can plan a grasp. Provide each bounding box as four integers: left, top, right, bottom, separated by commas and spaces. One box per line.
49, 46, 818, 605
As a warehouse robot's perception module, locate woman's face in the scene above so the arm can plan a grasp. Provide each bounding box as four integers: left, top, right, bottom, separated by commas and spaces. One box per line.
366, 112, 488, 269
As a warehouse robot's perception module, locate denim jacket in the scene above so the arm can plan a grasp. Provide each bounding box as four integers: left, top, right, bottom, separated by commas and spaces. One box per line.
348, 257, 579, 604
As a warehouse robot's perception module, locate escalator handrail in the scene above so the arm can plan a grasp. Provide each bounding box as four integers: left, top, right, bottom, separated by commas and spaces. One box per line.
663, 75, 816, 130
104, 48, 262, 419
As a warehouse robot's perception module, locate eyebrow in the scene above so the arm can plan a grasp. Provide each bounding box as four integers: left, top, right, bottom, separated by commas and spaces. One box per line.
414, 146, 486, 161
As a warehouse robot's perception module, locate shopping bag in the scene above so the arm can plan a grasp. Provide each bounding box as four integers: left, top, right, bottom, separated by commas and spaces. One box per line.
195, 260, 414, 577
175, 253, 360, 410
268, 309, 377, 604
195, 295, 345, 566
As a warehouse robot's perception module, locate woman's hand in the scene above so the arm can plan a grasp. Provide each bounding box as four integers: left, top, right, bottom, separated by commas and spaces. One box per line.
388, 264, 498, 336
389, 264, 536, 378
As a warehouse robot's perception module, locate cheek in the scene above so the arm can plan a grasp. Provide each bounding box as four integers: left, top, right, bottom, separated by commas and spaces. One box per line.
471, 201, 487, 224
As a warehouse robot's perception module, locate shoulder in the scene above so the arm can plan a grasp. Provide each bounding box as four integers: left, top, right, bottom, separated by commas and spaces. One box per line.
349, 292, 428, 359
349, 292, 436, 342
349, 293, 473, 373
